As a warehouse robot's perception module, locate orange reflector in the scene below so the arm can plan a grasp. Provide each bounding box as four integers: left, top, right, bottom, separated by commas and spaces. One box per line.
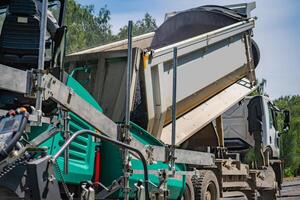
19, 107, 27, 113
143, 54, 149, 69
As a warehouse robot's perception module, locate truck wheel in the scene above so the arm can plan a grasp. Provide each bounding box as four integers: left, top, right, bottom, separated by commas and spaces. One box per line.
259, 190, 277, 200
191, 170, 220, 200
181, 177, 195, 200
243, 190, 258, 200
251, 39, 260, 68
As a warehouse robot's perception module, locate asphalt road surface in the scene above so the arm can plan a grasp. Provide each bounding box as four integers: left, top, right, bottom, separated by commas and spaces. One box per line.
279, 179, 300, 200
221, 179, 300, 200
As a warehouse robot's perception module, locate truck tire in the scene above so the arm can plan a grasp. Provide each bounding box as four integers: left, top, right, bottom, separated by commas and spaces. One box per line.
251, 39, 260, 68
243, 190, 258, 200
259, 190, 277, 200
181, 177, 195, 200
191, 170, 220, 200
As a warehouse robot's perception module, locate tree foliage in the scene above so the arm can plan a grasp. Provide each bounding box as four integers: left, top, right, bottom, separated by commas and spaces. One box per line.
117, 13, 157, 40
275, 95, 300, 177
65, 0, 114, 53
65, 0, 157, 53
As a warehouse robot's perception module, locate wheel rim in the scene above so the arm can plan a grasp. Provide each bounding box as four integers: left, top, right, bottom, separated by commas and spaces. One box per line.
206, 181, 217, 200
205, 190, 212, 200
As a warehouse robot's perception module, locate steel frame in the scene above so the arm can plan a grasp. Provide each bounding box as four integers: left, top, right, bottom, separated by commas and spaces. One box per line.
0, 64, 215, 167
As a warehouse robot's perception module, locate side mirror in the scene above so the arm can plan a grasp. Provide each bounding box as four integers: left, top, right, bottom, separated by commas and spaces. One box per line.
283, 110, 290, 132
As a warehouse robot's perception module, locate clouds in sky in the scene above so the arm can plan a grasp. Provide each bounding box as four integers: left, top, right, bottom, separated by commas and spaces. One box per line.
77, 0, 300, 98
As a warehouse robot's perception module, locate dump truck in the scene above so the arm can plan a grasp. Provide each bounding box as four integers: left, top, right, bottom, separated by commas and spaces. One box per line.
0, 1, 287, 200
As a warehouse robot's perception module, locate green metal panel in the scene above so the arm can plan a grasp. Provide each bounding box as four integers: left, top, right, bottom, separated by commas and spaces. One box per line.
67, 75, 103, 112
30, 75, 101, 184
51, 112, 97, 183
53, 75, 101, 183
30, 120, 97, 184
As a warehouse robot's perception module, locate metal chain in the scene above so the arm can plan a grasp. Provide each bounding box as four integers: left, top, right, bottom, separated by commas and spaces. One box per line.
53, 161, 74, 200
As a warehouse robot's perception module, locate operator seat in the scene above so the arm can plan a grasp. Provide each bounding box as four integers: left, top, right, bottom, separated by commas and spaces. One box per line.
0, 0, 57, 114
0, 0, 40, 70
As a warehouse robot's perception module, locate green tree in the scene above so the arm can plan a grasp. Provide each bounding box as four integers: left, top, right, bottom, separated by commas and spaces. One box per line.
117, 13, 157, 40
275, 95, 300, 176
65, 0, 113, 53
64, 1, 157, 53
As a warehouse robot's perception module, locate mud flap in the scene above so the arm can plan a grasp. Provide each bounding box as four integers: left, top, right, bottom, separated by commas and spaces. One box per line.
271, 160, 283, 190
0, 156, 61, 200
26, 156, 61, 200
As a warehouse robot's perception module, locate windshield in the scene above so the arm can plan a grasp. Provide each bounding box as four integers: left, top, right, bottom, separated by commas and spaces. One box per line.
268, 103, 278, 130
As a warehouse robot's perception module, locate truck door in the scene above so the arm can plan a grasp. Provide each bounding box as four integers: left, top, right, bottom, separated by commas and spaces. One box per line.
265, 100, 280, 158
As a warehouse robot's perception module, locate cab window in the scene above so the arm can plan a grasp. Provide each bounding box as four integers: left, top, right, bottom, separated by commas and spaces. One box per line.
268, 103, 278, 130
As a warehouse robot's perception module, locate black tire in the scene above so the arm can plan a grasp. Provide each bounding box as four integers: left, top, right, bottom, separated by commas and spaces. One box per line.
251, 39, 260, 68
191, 170, 220, 200
259, 190, 277, 200
181, 177, 195, 200
243, 190, 258, 200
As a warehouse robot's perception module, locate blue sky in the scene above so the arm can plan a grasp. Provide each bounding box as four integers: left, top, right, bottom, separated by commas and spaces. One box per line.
77, 0, 300, 99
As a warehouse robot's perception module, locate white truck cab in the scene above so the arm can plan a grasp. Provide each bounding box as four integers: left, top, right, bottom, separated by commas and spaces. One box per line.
223, 95, 282, 158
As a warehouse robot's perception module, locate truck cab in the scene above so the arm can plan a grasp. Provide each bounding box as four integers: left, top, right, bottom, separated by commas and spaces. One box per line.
223, 95, 282, 158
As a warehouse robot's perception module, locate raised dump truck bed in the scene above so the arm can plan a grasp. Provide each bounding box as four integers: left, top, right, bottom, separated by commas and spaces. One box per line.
66, 6, 258, 145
